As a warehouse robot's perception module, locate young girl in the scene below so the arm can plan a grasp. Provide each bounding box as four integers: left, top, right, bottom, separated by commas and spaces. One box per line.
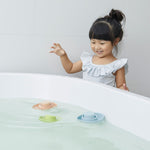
50, 9, 128, 91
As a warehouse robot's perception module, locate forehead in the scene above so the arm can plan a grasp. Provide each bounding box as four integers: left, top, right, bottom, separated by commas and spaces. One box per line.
91, 39, 106, 42
90, 39, 112, 45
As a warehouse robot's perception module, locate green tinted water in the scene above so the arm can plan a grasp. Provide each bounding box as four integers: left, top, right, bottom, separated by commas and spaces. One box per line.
0, 98, 150, 150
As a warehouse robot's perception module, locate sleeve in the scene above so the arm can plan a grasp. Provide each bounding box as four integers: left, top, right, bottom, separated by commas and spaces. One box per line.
80, 51, 92, 70
112, 58, 128, 74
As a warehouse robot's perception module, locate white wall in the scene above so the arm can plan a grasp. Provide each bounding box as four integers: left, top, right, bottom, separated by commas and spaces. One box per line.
0, 0, 150, 97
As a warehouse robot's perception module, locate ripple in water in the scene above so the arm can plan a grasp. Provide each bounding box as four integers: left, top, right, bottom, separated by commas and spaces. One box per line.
0, 98, 150, 150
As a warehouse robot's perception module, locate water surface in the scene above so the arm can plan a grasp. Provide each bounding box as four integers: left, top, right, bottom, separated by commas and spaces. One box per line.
0, 98, 150, 150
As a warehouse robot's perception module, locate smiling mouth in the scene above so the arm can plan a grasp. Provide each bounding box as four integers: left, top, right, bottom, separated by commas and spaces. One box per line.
96, 50, 103, 54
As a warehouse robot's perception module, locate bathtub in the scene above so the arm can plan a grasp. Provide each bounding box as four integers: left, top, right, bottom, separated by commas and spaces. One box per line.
0, 72, 150, 141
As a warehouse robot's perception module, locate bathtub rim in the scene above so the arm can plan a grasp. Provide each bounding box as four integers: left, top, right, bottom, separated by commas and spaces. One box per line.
0, 72, 150, 103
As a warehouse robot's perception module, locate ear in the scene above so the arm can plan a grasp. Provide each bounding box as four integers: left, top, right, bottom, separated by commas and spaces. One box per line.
114, 38, 120, 46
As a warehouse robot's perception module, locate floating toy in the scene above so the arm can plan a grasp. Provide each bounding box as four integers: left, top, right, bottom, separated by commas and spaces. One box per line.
39, 115, 58, 123
32, 101, 57, 110
77, 112, 105, 123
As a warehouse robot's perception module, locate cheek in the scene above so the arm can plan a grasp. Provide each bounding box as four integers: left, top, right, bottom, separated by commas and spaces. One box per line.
91, 45, 95, 50
104, 45, 113, 52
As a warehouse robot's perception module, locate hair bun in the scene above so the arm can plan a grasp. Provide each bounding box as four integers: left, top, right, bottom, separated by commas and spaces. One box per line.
109, 9, 125, 22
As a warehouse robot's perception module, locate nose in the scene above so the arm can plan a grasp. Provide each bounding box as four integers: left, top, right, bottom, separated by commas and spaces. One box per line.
95, 44, 101, 50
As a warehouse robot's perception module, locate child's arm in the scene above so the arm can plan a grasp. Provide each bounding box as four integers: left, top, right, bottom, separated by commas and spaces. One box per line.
50, 43, 82, 73
115, 67, 129, 91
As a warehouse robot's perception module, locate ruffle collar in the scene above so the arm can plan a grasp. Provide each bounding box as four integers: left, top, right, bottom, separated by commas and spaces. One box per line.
81, 52, 128, 77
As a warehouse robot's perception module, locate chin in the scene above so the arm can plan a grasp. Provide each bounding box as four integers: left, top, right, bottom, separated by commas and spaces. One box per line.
96, 54, 105, 58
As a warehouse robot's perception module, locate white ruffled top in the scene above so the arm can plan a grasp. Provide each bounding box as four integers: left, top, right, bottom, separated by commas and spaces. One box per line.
80, 51, 128, 87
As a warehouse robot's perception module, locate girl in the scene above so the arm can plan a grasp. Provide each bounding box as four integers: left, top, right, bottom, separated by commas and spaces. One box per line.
50, 9, 128, 91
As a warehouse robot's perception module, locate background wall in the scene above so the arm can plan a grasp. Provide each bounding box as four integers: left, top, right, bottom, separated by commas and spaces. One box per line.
0, 0, 150, 97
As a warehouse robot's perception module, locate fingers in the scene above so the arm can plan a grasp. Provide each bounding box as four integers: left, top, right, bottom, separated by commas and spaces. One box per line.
49, 43, 66, 57
51, 46, 56, 49
49, 44, 57, 53
52, 43, 61, 49
123, 83, 127, 89
57, 43, 62, 49
49, 43, 58, 52
123, 83, 129, 91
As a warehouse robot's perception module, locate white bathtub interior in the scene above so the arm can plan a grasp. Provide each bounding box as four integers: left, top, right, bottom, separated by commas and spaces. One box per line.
0, 73, 150, 143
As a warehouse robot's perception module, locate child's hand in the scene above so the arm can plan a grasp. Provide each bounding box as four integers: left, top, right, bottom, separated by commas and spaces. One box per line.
119, 83, 129, 91
123, 83, 129, 91
49, 43, 66, 56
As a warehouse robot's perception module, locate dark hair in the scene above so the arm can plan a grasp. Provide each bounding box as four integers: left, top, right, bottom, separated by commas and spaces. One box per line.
89, 9, 125, 44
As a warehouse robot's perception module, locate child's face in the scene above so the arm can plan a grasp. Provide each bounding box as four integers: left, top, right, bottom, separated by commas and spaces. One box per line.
90, 39, 114, 58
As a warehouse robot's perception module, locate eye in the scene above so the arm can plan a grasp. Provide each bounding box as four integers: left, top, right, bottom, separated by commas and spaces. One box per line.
100, 43, 105, 45
91, 42, 95, 44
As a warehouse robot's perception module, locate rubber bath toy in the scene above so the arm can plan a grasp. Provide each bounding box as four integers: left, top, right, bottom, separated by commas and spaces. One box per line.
39, 115, 58, 123
77, 112, 105, 123
32, 101, 57, 110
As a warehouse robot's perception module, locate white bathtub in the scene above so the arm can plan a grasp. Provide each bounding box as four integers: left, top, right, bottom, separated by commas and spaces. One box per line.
0, 73, 150, 141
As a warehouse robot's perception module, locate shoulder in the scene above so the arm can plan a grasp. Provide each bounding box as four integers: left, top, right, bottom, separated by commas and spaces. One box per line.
80, 51, 93, 65
112, 58, 128, 74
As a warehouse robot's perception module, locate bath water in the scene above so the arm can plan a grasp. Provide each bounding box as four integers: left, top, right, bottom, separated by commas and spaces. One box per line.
0, 98, 150, 150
